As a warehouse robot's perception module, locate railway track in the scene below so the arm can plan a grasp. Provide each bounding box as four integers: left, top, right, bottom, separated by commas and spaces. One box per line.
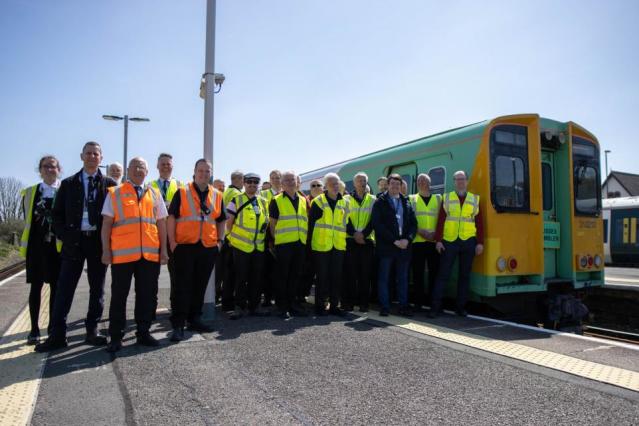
583, 325, 639, 345
0, 260, 26, 282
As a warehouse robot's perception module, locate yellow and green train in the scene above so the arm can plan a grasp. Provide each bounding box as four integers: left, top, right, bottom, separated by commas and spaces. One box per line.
300, 114, 604, 314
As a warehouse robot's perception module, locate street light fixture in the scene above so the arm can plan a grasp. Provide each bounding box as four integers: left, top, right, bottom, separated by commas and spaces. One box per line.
102, 114, 150, 179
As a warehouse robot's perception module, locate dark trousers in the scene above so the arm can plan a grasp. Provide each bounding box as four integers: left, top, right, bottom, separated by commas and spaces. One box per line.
411, 241, 440, 307
262, 248, 276, 304
50, 234, 107, 339
220, 241, 235, 311
29, 280, 57, 334
232, 248, 265, 311
275, 242, 305, 312
431, 237, 477, 312
171, 243, 218, 327
214, 247, 224, 302
342, 240, 373, 309
109, 258, 160, 339
377, 250, 411, 310
314, 249, 345, 311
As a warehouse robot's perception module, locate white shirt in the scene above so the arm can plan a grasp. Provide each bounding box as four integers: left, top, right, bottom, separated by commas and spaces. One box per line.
40, 179, 60, 199
101, 183, 168, 220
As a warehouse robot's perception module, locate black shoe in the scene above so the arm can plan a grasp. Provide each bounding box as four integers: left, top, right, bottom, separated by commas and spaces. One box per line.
187, 320, 214, 333
106, 339, 122, 353
315, 307, 327, 317
379, 308, 390, 317
34, 336, 68, 352
456, 309, 468, 317
169, 327, 184, 342
341, 304, 354, 312
229, 308, 244, 320
27, 331, 40, 345
278, 311, 291, 320
136, 332, 160, 347
289, 306, 308, 317
248, 308, 270, 317
85, 330, 108, 346
398, 307, 413, 317
329, 307, 346, 317
358, 306, 369, 313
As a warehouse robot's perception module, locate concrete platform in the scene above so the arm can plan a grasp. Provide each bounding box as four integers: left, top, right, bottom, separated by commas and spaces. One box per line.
0, 266, 638, 425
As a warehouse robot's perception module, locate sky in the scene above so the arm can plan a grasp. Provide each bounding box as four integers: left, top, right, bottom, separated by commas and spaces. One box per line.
1, 0, 638, 186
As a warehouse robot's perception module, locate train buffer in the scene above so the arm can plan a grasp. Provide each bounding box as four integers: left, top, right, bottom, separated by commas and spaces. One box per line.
1, 267, 638, 425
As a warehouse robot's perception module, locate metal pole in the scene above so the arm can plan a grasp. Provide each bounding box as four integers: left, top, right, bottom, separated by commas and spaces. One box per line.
123, 115, 129, 179
203, 0, 216, 162
604, 150, 610, 178
202, 0, 217, 321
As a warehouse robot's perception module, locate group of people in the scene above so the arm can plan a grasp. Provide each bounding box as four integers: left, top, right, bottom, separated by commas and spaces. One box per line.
21, 141, 483, 354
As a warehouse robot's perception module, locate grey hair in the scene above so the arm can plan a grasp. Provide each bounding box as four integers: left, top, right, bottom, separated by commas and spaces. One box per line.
453, 170, 467, 179
354, 171, 368, 182
129, 157, 148, 169
282, 170, 297, 180
323, 172, 340, 185
230, 170, 244, 180
417, 173, 431, 184
109, 162, 123, 171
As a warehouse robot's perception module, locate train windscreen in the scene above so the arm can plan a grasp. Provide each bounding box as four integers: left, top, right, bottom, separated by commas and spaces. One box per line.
572, 136, 601, 216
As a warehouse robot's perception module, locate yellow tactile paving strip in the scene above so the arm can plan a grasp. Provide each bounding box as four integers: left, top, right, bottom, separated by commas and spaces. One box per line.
0, 285, 49, 426
358, 311, 639, 393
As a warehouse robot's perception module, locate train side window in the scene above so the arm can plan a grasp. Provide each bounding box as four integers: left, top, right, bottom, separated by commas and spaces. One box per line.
604, 219, 608, 243
490, 125, 530, 212
427, 166, 446, 194
541, 163, 553, 211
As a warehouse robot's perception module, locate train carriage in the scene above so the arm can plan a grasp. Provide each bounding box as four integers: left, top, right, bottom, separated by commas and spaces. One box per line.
603, 196, 639, 265
300, 114, 604, 315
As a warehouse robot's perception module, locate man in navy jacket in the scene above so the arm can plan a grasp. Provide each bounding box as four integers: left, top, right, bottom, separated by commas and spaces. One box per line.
371, 173, 417, 317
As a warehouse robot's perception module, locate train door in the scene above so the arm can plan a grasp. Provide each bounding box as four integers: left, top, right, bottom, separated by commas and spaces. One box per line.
389, 163, 417, 194
542, 151, 559, 278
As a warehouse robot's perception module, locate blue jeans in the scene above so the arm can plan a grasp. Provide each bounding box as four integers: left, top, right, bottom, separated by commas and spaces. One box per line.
377, 252, 410, 310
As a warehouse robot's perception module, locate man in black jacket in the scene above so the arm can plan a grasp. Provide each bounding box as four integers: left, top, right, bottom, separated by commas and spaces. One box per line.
371, 173, 417, 317
36, 141, 116, 352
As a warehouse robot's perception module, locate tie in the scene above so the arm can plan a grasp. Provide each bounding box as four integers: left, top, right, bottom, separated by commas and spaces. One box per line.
87, 176, 97, 225
162, 180, 168, 200
134, 186, 143, 200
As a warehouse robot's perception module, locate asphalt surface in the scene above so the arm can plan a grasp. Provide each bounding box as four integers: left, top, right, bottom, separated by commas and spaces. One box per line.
1, 267, 638, 425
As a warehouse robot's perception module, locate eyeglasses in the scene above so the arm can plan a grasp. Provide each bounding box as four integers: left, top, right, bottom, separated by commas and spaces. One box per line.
311, 184, 322, 188
245, 179, 260, 184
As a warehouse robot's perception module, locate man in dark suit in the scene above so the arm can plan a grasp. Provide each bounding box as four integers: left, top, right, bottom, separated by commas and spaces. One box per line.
371, 173, 417, 317
36, 141, 116, 352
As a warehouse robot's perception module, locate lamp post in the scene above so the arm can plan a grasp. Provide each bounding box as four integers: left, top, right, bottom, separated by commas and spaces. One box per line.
604, 149, 611, 179
102, 114, 150, 179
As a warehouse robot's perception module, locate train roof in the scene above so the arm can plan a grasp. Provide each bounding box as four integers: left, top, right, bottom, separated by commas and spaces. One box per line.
602, 196, 639, 209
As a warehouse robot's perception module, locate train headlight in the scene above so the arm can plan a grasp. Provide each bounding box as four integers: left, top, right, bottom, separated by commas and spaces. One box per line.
508, 257, 518, 271
594, 255, 602, 268
579, 255, 588, 269
496, 257, 507, 272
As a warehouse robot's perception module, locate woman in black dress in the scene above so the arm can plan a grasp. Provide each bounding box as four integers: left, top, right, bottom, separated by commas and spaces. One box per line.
21, 155, 62, 344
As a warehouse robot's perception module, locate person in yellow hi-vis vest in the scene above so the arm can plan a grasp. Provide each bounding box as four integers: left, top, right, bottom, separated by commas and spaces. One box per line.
220, 170, 244, 311
261, 169, 283, 308
269, 170, 308, 319
101, 157, 169, 352
409, 173, 441, 310
431, 170, 484, 318
342, 172, 376, 313
21, 155, 63, 345
308, 172, 349, 316
226, 173, 270, 319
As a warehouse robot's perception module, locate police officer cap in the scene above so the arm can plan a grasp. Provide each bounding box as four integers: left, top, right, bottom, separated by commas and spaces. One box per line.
244, 172, 261, 181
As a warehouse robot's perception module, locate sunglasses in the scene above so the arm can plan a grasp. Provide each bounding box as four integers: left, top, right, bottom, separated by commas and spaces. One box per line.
311, 184, 322, 188
245, 179, 260, 184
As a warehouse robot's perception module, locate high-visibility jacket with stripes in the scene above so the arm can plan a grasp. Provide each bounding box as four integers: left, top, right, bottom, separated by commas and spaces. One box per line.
442, 191, 480, 242
343, 193, 375, 241
175, 183, 223, 247
260, 188, 279, 204
150, 178, 181, 205
228, 193, 269, 253
109, 183, 161, 264
223, 186, 243, 209
20, 184, 62, 257
273, 193, 307, 245
311, 193, 348, 252
409, 193, 441, 243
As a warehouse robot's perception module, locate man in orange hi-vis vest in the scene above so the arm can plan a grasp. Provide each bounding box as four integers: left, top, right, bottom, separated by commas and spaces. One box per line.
167, 158, 225, 342
101, 157, 169, 353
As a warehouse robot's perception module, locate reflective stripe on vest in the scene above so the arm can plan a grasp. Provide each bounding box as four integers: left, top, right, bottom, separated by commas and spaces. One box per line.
409, 193, 441, 243
311, 194, 348, 252
273, 193, 307, 245
228, 193, 269, 253
20, 184, 62, 257
442, 191, 479, 242
109, 183, 161, 264
344, 193, 376, 240
150, 178, 181, 204
175, 183, 223, 247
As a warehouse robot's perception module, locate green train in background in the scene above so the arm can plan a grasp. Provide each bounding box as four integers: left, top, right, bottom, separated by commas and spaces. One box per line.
300, 114, 604, 318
